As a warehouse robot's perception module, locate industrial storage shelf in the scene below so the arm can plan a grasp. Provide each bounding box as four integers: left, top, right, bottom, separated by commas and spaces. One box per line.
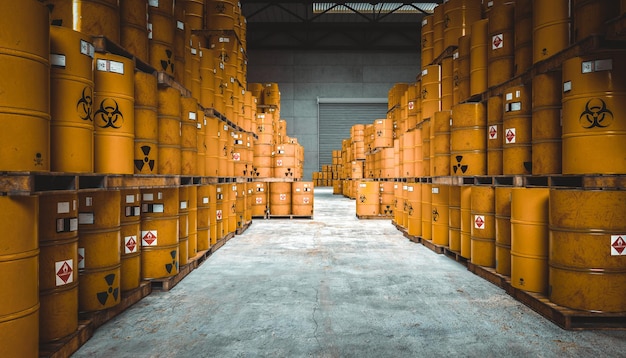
253, 177, 303, 183
389, 174, 626, 189
157, 71, 192, 98
356, 214, 393, 220
203, 107, 259, 140
191, 29, 248, 59
252, 215, 313, 220
0, 173, 270, 195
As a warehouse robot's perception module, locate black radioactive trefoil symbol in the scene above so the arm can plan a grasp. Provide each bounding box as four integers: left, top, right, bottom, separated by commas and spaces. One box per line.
94, 98, 124, 129
96, 273, 119, 306
165, 250, 178, 274
453, 155, 468, 174
160, 49, 175, 73
579, 98, 613, 129
76, 86, 93, 121
134, 145, 155, 172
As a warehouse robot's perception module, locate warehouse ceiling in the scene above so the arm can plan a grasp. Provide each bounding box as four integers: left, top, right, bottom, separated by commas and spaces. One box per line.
240, 1, 442, 51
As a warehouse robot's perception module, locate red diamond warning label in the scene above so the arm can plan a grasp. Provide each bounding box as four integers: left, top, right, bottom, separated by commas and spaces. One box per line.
78, 248, 85, 269
216, 210, 223, 220
142, 230, 157, 246
474, 215, 485, 229
492, 34, 503, 49
505, 128, 516, 143
280, 194, 287, 201
303, 197, 310, 204
255, 197, 263, 204
489, 125, 498, 139
276, 159, 283, 167
233, 152, 241, 161
55, 259, 73, 286
611, 235, 626, 256
125, 235, 138, 254
408, 101, 415, 110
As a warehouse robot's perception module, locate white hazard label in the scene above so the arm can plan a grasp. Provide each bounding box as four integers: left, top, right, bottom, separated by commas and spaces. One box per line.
55, 259, 73, 286
280, 194, 287, 201
255, 197, 263, 204
611, 235, 626, 256
125, 235, 138, 254
489, 125, 498, 139
492, 34, 503, 50
78, 248, 85, 269
474, 215, 485, 229
276, 159, 283, 167
142, 230, 157, 246
505, 128, 516, 143
216, 210, 223, 220
303, 197, 310, 204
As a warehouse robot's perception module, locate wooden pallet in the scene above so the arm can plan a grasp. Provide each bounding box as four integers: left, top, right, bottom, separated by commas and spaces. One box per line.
420, 238, 447, 255
443, 248, 468, 267
40, 281, 152, 358
150, 261, 196, 292
236, 221, 252, 235
252, 215, 312, 219
403, 231, 420, 245
467, 263, 626, 330
356, 214, 392, 220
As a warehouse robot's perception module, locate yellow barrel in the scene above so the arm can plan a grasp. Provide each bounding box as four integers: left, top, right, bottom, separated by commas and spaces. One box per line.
514, 0, 533, 76
487, 95, 503, 175
0, 195, 39, 357
50, 26, 95, 173
78, 190, 121, 312
421, 183, 433, 241
460, 186, 472, 259
406, 183, 421, 237
533, 0, 571, 64
38, 192, 78, 343
573, 0, 620, 42
173, 3, 186, 85
433, 111, 451, 177
77, 0, 122, 42
441, 57, 454, 111
213, 59, 225, 114
148, 0, 175, 76
246, 183, 254, 222
188, 185, 198, 260
263, 83, 281, 107
393, 183, 403, 227
532, 71, 562, 175
196, 105, 206, 177
187, 35, 202, 102
433, 3, 445, 58
420, 65, 441, 123
503, 84, 532, 175
215, 184, 228, 239
495, 186, 512, 276
184, 0, 205, 30
218, 124, 233, 177
562, 52, 626, 174
450, 102, 487, 176
470, 19, 488, 96
0, 0, 50, 172
292, 182, 314, 217
234, 183, 246, 228
487, 1, 514, 88
421, 120, 431, 177
207, 184, 218, 245
141, 187, 179, 279
134, 71, 159, 175
253, 143, 273, 178
205, 116, 220, 177
549, 189, 626, 312
181, 97, 199, 176
421, 16, 434, 69
381, 147, 396, 179
199, 47, 216, 109
443, 0, 482, 49
120, 0, 149, 63
251, 182, 268, 217
178, 186, 190, 266
197, 185, 211, 251
270, 182, 292, 216
401, 131, 415, 178
454, 35, 471, 104
448, 185, 462, 253
157, 87, 182, 175
511, 187, 549, 293
227, 184, 237, 234
431, 184, 449, 246
401, 184, 410, 229
470, 185, 495, 267
356, 180, 379, 217
120, 189, 141, 293
93, 53, 135, 174
206, 0, 237, 30
379, 181, 395, 217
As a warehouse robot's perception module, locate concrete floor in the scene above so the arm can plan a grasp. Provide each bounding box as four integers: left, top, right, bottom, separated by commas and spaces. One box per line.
72, 187, 626, 358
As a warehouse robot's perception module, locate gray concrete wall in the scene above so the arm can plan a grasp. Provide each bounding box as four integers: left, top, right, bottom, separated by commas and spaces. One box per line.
247, 50, 420, 180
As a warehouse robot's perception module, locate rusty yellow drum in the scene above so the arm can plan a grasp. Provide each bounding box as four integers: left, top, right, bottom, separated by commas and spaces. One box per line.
470, 185, 495, 267
406, 183, 421, 237
549, 189, 626, 312
431, 184, 450, 246
532, 71, 562, 175
158, 87, 182, 175
141, 188, 180, 280
448, 185, 462, 253
460, 186, 472, 259
487, 95, 503, 175
356, 180, 379, 217
292, 182, 314, 217
421, 183, 433, 241
451, 102, 487, 176
561, 52, 626, 174
120, 189, 141, 292
503, 84, 532, 175
495, 186, 512, 276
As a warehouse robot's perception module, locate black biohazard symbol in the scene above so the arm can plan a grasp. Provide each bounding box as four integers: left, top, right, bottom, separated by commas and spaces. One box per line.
422, 88, 428, 99
96, 273, 119, 306
34, 152, 44, 166
432, 208, 439, 222
223, 145, 228, 157
579, 98, 614, 129
393, 198, 398, 208
452, 155, 468, 174
134, 145, 155, 172
160, 49, 175, 73
165, 250, 178, 274
94, 98, 124, 129
220, 52, 230, 63
407, 203, 413, 216
359, 194, 367, 203
76, 86, 93, 121
231, 203, 236, 214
